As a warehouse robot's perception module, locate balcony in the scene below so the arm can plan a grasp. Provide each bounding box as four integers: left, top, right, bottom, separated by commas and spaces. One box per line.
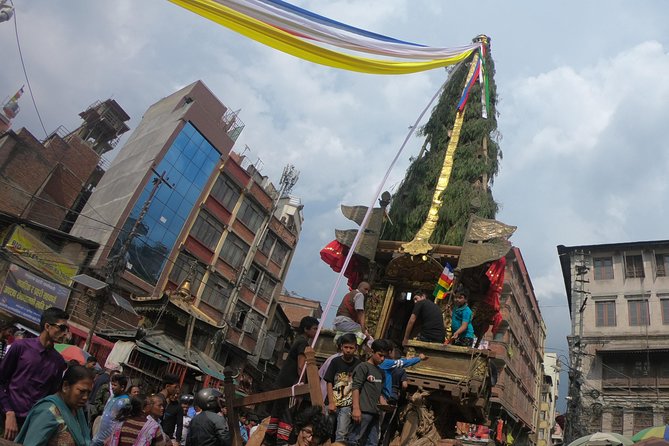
602, 376, 669, 389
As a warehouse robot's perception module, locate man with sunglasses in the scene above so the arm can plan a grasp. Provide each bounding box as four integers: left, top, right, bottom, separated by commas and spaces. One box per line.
0, 307, 68, 441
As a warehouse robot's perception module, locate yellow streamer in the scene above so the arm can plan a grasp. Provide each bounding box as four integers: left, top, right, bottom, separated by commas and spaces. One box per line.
169, 0, 475, 75
401, 51, 480, 255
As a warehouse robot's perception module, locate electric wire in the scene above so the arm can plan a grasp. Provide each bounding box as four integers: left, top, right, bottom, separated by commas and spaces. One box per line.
8, 0, 48, 137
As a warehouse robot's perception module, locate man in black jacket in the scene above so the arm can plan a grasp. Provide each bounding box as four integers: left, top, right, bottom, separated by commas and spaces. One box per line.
187, 388, 231, 446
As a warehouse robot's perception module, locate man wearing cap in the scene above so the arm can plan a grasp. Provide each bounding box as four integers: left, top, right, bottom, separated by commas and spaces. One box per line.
402, 291, 446, 345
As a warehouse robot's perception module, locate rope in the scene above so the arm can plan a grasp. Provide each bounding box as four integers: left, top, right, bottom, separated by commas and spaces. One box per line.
292, 72, 458, 387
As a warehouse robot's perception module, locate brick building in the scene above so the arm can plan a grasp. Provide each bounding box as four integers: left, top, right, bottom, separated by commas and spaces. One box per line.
0, 99, 129, 230
485, 247, 546, 446
277, 292, 324, 328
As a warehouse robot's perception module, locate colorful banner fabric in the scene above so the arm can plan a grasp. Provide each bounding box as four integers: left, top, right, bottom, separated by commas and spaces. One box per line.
169, 0, 479, 74
433, 262, 455, 300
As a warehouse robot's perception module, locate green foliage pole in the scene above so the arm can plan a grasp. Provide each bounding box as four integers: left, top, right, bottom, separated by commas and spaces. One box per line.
382, 37, 501, 246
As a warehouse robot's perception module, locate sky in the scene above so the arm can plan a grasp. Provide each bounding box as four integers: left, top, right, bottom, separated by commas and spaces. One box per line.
3, 0, 669, 412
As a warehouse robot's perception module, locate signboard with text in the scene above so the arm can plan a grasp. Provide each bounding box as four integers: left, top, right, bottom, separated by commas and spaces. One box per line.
4, 226, 77, 286
0, 264, 70, 324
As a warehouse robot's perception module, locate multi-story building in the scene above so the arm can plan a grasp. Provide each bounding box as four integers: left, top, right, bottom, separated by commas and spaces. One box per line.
0, 99, 129, 231
558, 241, 669, 440
71, 81, 303, 387
537, 353, 561, 446
485, 247, 546, 446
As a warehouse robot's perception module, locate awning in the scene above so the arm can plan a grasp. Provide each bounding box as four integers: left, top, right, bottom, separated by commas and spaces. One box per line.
597, 344, 669, 353
190, 350, 226, 381
135, 345, 169, 363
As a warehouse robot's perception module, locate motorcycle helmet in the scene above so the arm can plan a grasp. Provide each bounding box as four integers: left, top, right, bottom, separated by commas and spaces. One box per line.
179, 394, 195, 405
194, 388, 223, 411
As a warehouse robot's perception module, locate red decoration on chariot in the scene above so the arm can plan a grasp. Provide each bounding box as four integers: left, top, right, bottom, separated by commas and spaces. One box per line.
320, 240, 362, 288
484, 257, 506, 334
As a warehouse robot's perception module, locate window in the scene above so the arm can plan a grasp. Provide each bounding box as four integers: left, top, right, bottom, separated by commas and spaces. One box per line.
634, 407, 654, 432
611, 407, 623, 434
261, 232, 277, 255
258, 275, 277, 300
220, 233, 249, 269
593, 257, 614, 280
242, 310, 263, 339
595, 300, 616, 327
657, 254, 669, 277
538, 430, 545, 440
211, 176, 241, 211
190, 210, 224, 250
625, 254, 645, 278
628, 299, 650, 326
662, 299, 669, 325
237, 198, 266, 232
246, 265, 262, 291
200, 273, 232, 312
271, 241, 289, 266
234, 303, 249, 330
116, 122, 220, 285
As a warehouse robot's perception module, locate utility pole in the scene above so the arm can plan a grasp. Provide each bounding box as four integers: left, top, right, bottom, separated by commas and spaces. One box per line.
565, 250, 589, 443
84, 169, 172, 351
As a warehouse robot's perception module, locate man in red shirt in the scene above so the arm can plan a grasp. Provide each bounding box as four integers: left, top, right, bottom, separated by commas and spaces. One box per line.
333, 282, 371, 341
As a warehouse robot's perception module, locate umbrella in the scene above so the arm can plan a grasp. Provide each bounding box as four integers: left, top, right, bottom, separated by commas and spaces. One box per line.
634, 426, 669, 442
635, 439, 669, 446
54, 344, 92, 366
568, 432, 634, 446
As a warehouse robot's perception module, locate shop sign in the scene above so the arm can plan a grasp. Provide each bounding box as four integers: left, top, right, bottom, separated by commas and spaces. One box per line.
4, 226, 77, 285
0, 264, 70, 324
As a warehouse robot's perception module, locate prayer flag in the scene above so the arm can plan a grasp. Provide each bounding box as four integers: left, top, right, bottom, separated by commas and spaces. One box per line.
433, 262, 454, 300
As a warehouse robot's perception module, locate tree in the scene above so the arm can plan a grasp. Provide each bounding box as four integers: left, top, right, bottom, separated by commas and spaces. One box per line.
382, 40, 501, 246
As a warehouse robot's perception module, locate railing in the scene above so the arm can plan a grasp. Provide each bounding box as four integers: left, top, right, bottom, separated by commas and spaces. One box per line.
221, 108, 245, 142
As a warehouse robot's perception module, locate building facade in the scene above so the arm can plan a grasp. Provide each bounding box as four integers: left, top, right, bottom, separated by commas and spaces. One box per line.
537, 353, 561, 446
277, 292, 324, 328
70, 81, 303, 386
558, 241, 669, 440
0, 99, 129, 231
485, 247, 546, 446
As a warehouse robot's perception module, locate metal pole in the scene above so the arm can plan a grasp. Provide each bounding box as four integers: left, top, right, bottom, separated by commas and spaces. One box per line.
84, 170, 172, 351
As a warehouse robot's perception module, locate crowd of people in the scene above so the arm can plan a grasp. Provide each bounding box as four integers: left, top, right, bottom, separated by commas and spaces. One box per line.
0, 282, 469, 446
0, 307, 268, 446
265, 284, 473, 446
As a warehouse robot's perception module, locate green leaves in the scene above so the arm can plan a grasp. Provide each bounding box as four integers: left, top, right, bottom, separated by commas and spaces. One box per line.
382, 50, 501, 246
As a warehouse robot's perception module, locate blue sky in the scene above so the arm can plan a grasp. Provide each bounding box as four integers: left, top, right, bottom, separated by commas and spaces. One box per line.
4, 0, 669, 412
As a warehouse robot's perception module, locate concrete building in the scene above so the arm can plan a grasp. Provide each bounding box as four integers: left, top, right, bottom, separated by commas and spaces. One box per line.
71, 81, 303, 388
485, 247, 546, 446
537, 353, 561, 446
558, 241, 669, 439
